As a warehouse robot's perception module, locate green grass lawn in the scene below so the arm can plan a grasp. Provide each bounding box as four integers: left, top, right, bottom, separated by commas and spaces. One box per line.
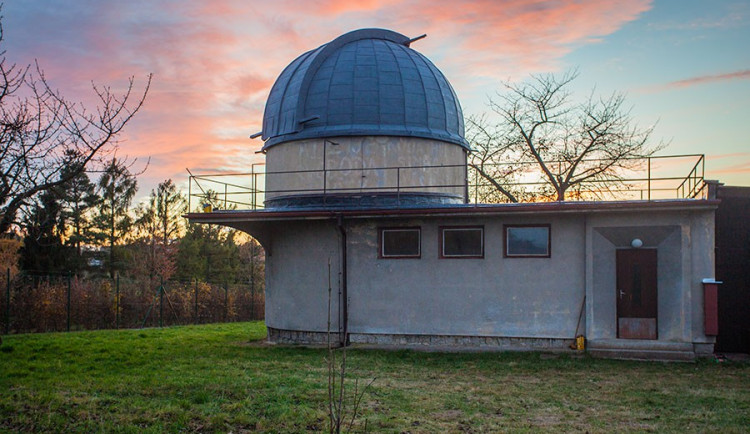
1, 323, 749, 433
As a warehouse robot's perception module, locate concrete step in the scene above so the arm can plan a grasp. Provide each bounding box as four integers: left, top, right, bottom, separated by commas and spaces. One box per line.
588, 339, 695, 361
589, 348, 695, 362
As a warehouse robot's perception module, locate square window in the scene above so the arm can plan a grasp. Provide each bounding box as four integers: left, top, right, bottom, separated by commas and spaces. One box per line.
380, 227, 420, 258
441, 226, 484, 258
505, 225, 550, 257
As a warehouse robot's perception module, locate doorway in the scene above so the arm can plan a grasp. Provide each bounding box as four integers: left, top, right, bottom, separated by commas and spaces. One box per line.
616, 249, 658, 339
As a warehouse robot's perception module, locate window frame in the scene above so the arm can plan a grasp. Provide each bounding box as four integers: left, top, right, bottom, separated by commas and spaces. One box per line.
378, 227, 421, 259
504, 224, 551, 258
439, 225, 485, 259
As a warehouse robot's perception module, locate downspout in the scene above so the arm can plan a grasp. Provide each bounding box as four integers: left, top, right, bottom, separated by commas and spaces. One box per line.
581, 213, 589, 347
337, 214, 349, 346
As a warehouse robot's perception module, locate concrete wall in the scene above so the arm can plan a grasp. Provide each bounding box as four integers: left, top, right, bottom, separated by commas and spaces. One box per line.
266, 214, 585, 339
265, 220, 342, 333
345, 216, 585, 338
264, 136, 466, 199
264, 207, 715, 350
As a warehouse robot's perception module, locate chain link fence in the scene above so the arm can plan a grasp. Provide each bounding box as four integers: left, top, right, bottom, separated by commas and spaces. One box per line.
1, 268, 264, 334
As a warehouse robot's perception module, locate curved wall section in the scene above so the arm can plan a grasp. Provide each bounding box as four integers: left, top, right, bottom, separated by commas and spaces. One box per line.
264, 136, 467, 208
264, 220, 342, 333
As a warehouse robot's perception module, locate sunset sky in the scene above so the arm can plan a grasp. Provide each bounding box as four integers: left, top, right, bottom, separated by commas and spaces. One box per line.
4, 0, 749, 199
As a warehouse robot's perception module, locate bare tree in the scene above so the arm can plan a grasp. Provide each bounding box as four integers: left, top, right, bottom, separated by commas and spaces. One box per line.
469, 70, 660, 202
0, 13, 151, 234
466, 114, 523, 203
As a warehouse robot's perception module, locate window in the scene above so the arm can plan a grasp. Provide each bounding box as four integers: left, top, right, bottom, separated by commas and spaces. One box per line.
379, 227, 421, 258
440, 226, 484, 258
504, 225, 550, 257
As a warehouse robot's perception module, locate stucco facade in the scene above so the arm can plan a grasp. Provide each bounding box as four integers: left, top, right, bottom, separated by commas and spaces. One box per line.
193, 200, 718, 360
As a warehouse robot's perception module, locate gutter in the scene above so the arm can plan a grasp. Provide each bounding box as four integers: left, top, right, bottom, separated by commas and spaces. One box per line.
336, 214, 349, 346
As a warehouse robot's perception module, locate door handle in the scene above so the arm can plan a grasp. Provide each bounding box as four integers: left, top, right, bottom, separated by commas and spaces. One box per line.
619, 290, 625, 299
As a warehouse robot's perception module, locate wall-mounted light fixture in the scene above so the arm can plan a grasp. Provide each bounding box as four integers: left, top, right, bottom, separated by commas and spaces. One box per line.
631, 238, 644, 248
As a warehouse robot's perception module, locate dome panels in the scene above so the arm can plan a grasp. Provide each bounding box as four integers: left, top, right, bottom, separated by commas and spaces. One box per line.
261, 28, 468, 150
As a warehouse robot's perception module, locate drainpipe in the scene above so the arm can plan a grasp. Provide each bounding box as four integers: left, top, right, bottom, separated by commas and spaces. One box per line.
336, 214, 349, 346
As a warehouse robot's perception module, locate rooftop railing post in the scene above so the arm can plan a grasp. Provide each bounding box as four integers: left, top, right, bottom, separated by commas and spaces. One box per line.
396, 167, 401, 206
464, 157, 470, 204
474, 167, 479, 204
647, 157, 652, 201
252, 173, 257, 210
323, 140, 328, 205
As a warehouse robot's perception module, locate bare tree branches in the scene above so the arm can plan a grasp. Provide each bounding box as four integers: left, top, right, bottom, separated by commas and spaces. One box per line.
0, 13, 151, 234
469, 70, 661, 202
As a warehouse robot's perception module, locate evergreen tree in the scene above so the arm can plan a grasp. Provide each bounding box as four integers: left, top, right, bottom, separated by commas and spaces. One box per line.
92, 158, 137, 277
20, 190, 67, 272
58, 150, 99, 268
133, 179, 186, 280
152, 179, 186, 244
175, 221, 241, 283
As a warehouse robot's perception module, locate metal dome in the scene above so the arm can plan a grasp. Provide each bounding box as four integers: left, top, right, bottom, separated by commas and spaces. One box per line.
260, 28, 468, 150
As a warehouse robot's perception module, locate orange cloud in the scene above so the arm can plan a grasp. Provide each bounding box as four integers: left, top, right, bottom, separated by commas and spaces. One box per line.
387, 0, 652, 79
4, 0, 655, 198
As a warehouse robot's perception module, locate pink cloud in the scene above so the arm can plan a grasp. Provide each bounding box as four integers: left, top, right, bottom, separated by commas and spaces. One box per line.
637, 69, 750, 94
3, 0, 654, 198
665, 69, 750, 89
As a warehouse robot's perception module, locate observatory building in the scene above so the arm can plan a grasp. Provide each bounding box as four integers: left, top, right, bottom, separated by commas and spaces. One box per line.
189, 29, 720, 360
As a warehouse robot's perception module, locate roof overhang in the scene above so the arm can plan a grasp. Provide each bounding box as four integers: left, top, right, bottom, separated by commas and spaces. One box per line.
186, 199, 720, 225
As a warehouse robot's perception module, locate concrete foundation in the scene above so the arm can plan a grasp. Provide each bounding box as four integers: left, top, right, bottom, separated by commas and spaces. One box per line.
268, 327, 574, 351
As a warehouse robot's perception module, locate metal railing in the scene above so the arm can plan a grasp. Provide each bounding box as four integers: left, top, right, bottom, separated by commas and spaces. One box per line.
187, 154, 707, 211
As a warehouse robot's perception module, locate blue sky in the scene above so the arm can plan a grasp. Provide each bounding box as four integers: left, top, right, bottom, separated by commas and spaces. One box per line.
3, 0, 748, 193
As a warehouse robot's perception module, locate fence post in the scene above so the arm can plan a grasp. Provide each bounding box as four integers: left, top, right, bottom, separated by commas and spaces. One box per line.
159, 277, 164, 328
250, 278, 255, 320
250, 245, 255, 320
5, 268, 9, 335
194, 279, 199, 325
224, 281, 228, 322
66, 271, 72, 332
115, 273, 120, 329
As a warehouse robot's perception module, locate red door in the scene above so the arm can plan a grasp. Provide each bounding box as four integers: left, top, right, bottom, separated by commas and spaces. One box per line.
616, 249, 658, 339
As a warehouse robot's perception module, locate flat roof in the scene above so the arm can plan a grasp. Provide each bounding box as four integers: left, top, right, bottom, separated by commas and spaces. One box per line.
186, 199, 719, 224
